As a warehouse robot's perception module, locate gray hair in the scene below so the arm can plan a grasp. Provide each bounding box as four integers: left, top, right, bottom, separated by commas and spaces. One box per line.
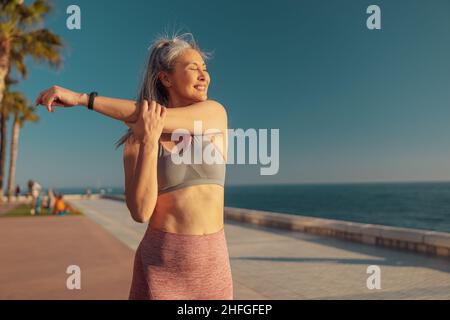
114, 32, 212, 149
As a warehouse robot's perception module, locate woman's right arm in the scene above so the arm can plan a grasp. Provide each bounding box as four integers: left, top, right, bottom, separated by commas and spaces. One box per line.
36, 86, 227, 134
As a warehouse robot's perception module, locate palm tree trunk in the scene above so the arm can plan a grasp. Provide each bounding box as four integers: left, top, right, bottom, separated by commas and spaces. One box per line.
0, 39, 10, 108
7, 118, 20, 202
0, 110, 7, 203
0, 39, 11, 203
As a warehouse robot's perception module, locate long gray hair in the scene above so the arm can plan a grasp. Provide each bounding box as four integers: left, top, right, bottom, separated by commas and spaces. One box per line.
114, 31, 212, 149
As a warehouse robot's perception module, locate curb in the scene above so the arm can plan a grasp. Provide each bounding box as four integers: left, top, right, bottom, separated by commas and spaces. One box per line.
224, 207, 450, 258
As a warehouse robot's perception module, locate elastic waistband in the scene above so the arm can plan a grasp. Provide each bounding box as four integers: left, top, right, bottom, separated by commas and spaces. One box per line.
147, 226, 224, 238
141, 226, 226, 250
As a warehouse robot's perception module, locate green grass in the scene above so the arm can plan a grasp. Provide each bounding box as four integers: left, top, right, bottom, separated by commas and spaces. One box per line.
1, 203, 83, 217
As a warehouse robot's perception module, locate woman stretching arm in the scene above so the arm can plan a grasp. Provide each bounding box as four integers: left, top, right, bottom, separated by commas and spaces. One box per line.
34, 86, 227, 135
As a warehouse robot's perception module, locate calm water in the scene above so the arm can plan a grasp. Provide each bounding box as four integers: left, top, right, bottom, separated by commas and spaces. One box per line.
224, 182, 450, 233
48, 182, 450, 233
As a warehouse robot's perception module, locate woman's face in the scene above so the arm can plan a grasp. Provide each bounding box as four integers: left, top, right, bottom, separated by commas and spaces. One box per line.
163, 48, 210, 106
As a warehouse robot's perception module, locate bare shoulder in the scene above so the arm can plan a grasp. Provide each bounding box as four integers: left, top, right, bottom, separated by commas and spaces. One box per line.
204, 99, 226, 110
197, 99, 225, 114
203, 99, 227, 133
205, 99, 228, 121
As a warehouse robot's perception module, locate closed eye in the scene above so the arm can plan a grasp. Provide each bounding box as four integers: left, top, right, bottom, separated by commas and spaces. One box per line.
190, 68, 208, 72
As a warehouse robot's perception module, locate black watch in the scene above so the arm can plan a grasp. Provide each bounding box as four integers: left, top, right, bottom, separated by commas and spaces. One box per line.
88, 92, 98, 110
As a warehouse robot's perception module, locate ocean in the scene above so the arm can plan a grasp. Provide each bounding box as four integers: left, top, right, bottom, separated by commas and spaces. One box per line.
45, 182, 450, 233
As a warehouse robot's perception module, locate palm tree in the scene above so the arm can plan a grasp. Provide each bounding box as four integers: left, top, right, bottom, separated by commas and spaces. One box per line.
3, 90, 39, 201
0, 0, 63, 201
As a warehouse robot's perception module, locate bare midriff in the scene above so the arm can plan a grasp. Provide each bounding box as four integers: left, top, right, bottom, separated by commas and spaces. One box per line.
148, 184, 225, 235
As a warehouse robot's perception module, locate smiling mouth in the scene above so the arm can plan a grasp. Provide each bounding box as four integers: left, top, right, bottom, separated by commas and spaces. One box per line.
194, 85, 206, 91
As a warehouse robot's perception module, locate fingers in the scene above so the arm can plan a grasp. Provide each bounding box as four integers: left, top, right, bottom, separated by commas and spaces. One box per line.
155, 103, 161, 116
35, 91, 45, 107
160, 105, 167, 119
36, 86, 66, 112
147, 99, 156, 112
156, 104, 166, 119
146, 99, 165, 118
40, 88, 58, 112
35, 90, 53, 110
45, 95, 57, 113
139, 100, 147, 117
40, 91, 52, 112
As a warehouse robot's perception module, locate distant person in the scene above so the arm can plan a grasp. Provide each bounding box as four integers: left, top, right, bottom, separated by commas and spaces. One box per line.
35, 192, 43, 215
27, 180, 33, 200
15, 185, 21, 199
29, 180, 42, 215
85, 188, 92, 199
53, 194, 68, 216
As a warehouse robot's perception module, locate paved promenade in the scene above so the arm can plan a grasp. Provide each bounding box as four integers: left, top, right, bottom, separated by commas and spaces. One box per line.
68, 199, 450, 299
0, 214, 133, 299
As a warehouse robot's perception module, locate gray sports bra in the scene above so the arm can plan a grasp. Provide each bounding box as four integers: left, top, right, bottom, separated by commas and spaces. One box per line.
157, 134, 226, 195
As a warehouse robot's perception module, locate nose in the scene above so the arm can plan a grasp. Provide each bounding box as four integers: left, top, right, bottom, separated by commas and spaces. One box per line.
198, 70, 207, 81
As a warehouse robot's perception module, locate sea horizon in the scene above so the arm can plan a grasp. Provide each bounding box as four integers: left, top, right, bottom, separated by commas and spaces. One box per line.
25, 180, 450, 234
34, 179, 450, 191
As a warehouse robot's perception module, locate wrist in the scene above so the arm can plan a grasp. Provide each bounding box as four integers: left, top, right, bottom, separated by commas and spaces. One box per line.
78, 93, 89, 107
140, 135, 159, 148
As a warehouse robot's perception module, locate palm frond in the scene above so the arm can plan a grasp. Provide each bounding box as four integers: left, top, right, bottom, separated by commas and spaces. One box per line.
18, 0, 51, 27
9, 48, 26, 78
19, 105, 39, 126
15, 28, 63, 68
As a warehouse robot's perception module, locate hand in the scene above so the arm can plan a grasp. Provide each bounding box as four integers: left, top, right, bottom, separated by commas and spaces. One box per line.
35, 86, 85, 112
124, 100, 166, 143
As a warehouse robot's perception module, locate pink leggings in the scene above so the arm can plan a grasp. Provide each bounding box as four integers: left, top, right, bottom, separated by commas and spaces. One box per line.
128, 226, 233, 300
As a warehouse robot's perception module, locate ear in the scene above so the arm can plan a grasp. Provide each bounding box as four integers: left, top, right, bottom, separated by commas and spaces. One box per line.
158, 71, 172, 88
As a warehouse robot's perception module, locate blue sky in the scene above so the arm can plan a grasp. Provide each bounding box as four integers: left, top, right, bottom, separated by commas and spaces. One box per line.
9, 0, 450, 189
